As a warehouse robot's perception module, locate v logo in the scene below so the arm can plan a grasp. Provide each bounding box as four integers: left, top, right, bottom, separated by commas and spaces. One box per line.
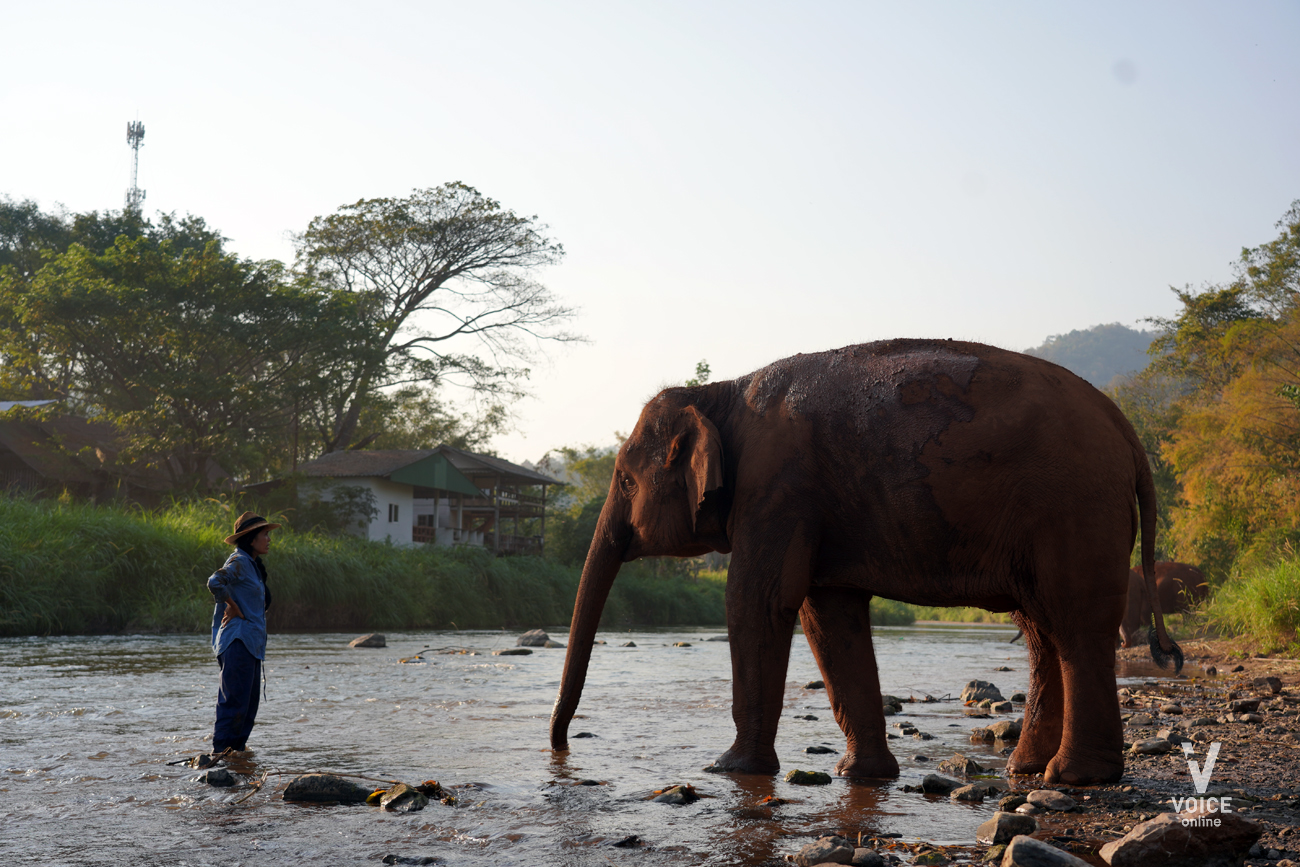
1181, 741, 1220, 794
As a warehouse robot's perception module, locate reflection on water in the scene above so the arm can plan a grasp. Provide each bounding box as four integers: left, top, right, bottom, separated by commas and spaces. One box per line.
0, 622, 1154, 865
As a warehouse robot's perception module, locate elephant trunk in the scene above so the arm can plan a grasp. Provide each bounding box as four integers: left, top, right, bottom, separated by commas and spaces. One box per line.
549, 497, 629, 750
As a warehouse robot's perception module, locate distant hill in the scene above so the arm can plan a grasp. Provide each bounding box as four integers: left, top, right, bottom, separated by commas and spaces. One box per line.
1023, 323, 1155, 388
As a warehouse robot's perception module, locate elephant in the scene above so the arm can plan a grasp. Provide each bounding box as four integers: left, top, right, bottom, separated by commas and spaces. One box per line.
1119, 561, 1209, 648
549, 339, 1182, 786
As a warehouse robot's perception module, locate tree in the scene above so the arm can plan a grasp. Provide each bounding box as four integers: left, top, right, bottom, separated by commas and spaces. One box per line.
685, 359, 711, 387
0, 231, 362, 489
1112, 200, 1300, 575
294, 182, 577, 453
1023, 323, 1155, 387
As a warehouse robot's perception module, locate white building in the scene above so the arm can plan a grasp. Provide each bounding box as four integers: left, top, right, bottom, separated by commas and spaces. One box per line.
292, 446, 563, 554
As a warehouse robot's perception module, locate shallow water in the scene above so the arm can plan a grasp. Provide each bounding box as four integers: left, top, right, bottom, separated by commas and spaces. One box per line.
0, 624, 1165, 865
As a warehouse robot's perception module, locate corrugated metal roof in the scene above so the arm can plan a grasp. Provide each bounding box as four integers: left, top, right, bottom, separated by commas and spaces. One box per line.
295, 446, 564, 488
436, 445, 564, 486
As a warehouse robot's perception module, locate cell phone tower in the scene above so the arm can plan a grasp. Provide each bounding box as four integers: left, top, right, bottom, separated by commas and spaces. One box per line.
125, 120, 146, 211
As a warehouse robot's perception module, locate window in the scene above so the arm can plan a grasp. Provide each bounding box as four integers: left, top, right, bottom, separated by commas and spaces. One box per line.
388, 504, 400, 523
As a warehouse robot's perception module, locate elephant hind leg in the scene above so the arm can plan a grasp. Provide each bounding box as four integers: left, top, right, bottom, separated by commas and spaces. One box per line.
800, 587, 899, 779
1006, 612, 1064, 778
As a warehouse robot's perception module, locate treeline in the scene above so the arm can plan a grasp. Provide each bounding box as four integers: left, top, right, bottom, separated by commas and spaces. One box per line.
0, 185, 575, 491
1108, 201, 1300, 651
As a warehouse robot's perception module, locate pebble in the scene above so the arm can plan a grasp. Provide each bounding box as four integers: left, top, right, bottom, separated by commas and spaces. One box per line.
784, 769, 832, 785
516, 629, 551, 647
1130, 738, 1173, 755
492, 648, 532, 656
950, 783, 989, 802
919, 774, 961, 794
198, 768, 235, 787
794, 836, 854, 866
1010, 692, 1027, 702
381, 783, 429, 813
652, 784, 699, 804
1160, 703, 1183, 715
1002, 834, 1089, 865
960, 680, 1004, 703
975, 811, 1038, 845
804, 680, 825, 689
672, 642, 692, 647
805, 745, 837, 754
621, 641, 636, 647
990, 700, 1014, 713
1026, 789, 1076, 811
283, 773, 373, 803
348, 633, 386, 648
1254, 675, 1282, 694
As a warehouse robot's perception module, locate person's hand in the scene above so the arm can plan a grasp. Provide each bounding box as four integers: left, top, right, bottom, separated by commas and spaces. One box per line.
220, 599, 245, 628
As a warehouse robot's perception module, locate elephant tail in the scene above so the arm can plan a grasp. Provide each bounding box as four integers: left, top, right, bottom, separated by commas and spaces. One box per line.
1136, 446, 1182, 672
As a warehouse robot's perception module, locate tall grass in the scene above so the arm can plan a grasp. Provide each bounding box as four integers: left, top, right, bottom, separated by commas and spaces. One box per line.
1203, 557, 1300, 654
0, 495, 727, 636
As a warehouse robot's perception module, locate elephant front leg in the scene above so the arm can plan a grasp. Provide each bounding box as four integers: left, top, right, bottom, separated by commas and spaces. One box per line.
801, 588, 899, 778
708, 543, 809, 775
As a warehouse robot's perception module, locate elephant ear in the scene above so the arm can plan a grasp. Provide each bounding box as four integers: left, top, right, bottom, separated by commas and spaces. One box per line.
682, 406, 724, 530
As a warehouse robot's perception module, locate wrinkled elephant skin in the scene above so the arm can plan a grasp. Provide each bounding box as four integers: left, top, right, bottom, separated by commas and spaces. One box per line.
1119, 561, 1209, 648
549, 339, 1179, 786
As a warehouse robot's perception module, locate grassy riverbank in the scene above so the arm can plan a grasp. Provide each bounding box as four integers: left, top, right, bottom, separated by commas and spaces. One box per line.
1202, 558, 1300, 655
0, 496, 726, 636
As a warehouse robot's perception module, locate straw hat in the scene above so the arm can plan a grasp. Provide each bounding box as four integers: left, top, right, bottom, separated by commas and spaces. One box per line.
224, 511, 282, 545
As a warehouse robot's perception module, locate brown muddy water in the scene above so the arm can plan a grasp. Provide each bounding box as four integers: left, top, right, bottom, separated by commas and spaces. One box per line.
0, 624, 1170, 866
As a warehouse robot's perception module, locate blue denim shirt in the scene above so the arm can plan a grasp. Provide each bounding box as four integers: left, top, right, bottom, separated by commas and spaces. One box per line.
207, 548, 268, 660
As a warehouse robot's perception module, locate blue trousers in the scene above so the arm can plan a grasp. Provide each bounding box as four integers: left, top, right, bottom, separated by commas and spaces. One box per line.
213, 639, 261, 752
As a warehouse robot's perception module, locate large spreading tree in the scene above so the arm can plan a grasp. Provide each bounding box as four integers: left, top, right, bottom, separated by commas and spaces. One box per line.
293, 182, 577, 453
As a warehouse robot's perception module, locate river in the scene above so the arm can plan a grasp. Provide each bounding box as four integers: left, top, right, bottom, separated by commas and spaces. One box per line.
0, 624, 1171, 865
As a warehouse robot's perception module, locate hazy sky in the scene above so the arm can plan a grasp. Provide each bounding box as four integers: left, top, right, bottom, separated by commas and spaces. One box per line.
4, 1, 1298, 464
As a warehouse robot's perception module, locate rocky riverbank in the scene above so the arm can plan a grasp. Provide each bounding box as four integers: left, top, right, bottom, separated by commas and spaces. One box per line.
860, 639, 1300, 866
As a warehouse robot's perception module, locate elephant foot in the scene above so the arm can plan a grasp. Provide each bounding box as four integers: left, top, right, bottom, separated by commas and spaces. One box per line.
1044, 751, 1124, 786
705, 746, 780, 775
1005, 745, 1052, 777
834, 750, 899, 779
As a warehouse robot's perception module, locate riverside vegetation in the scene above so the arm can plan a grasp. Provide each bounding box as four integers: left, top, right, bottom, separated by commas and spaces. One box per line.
1, 494, 1004, 636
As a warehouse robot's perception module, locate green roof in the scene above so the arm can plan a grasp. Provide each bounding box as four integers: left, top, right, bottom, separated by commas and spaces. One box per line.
389, 452, 483, 497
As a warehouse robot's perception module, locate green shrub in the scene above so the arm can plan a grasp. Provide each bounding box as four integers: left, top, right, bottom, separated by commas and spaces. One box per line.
1203, 557, 1300, 654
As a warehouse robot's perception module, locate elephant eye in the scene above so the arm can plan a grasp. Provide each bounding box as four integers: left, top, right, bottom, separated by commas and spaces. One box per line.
620, 475, 637, 494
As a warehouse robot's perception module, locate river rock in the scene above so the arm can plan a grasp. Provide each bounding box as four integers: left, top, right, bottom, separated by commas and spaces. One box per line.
804, 679, 825, 689
806, 745, 838, 754
381, 783, 429, 812
998, 795, 1028, 812
543, 639, 566, 648
349, 633, 386, 648
517, 629, 551, 646
1130, 738, 1172, 755
1160, 703, 1184, 715
794, 835, 854, 866
785, 769, 832, 785
621, 641, 636, 647
937, 754, 984, 776
920, 774, 961, 794
197, 768, 235, 787
1098, 809, 1262, 866
492, 648, 532, 656
1016, 803, 1041, 815
1011, 692, 1027, 702
990, 718, 1022, 740
1229, 698, 1260, 713
961, 680, 1005, 703
283, 773, 373, 803
706, 634, 729, 641
1254, 675, 1282, 694
1232, 712, 1264, 724
975, 811, 1038, 845
1157, 728, 1192, 746
1002, 833, 1090, 865
1026, 789, 1076, 812
851, 848, 884, 867
652, 784, 700, 804
951, 783, 991, 802
380, 855, 441, 865
991, 700, 1014, 714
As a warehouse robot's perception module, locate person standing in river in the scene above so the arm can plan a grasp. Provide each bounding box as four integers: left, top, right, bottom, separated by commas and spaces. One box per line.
206, 511, 279, 755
